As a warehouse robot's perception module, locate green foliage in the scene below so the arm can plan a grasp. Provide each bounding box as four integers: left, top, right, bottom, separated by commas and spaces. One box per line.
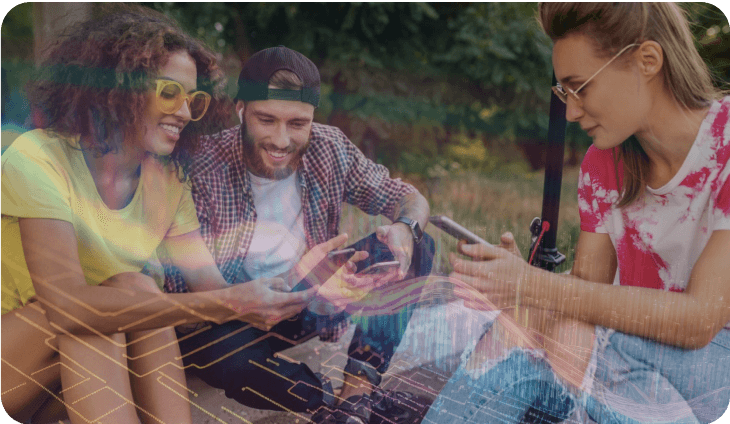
142, 2, 726, 162
249, 3, 441, 68
398, 152, 460, 180
429, 3, 553, 106
444, 132, 498, 172
4, 3, 727, 169
148, 3, 234, 51
2, 3, 33, 39
685, 2, 730, 84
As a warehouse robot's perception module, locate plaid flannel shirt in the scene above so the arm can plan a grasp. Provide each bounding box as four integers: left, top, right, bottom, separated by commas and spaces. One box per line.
164, 123, 417, 341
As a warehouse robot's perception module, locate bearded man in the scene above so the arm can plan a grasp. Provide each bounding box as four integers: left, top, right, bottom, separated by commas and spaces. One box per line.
164, 46, 434, 424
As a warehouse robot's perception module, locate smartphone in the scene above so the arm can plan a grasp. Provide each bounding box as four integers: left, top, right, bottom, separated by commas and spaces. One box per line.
291, 248, 356, 292
327, 248, 357, 267
429, 215, 492, 246
356, 260, 400, 276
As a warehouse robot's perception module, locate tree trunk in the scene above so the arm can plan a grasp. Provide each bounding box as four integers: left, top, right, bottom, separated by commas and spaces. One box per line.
33, 3, 91, 62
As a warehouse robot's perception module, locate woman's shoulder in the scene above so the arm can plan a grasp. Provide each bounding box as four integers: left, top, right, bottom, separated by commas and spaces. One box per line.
2, 129, 80, 168
580, 146, 618, 178
704, 96, 730, 141
577, 145, 623, 202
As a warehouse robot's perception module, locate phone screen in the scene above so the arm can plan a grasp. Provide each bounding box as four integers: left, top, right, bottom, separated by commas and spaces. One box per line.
291, 248, 356, 292
356, 260, 400, 276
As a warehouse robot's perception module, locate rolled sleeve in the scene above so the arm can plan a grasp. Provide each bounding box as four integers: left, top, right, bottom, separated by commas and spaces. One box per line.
340, 136, 417, 220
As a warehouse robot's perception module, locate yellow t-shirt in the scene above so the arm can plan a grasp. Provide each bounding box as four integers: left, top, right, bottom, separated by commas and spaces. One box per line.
1, 129, 200, 314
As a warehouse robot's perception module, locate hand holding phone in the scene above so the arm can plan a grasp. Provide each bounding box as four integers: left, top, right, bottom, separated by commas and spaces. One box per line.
291, 248, 356, 292
327, 248, 357, 267
429, 215, 492, 246
315, 260, 396, 310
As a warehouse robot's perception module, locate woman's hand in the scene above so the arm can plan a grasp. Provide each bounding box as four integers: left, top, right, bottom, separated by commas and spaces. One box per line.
451, 232, 531, 310
219, 278, 318, 331
315, 262, 398, 312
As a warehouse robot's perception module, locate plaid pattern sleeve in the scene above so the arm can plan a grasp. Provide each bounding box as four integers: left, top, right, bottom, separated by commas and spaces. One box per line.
163, 126, 254, 293
163, 123, 419, 342
300, 124, 418, 247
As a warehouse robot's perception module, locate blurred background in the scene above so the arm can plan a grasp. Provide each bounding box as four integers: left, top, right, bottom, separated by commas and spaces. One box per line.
3, 2, 729, 273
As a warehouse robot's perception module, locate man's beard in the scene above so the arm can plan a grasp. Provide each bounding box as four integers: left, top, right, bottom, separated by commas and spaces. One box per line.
241, 127, 309, 180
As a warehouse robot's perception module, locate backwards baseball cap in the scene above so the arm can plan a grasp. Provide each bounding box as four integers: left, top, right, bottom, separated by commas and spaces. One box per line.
235, 46, 320, 108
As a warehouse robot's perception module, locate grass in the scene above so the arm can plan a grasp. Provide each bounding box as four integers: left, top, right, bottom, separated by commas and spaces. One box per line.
340, 166, 582, 275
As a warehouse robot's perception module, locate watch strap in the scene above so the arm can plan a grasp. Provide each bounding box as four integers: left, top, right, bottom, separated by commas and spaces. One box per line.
394, 216, 423, 244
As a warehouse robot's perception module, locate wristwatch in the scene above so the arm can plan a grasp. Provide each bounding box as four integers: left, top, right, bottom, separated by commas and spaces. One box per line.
394, 216, 423, 244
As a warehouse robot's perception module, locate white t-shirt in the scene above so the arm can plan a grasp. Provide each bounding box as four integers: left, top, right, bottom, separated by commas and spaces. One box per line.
241, 171, 307, 280
578, 97, 730, 294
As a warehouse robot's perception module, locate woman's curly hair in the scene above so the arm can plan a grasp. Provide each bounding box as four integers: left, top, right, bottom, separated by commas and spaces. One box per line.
26, 4, 230, 179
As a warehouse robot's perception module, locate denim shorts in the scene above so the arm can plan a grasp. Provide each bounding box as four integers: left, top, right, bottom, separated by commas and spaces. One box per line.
583, 327, 730, 424
422, 331, 576, 424
423, 327, 730, 424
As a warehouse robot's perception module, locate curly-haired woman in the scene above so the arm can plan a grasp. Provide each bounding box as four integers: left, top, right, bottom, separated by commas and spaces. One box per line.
1, 6, 318, 423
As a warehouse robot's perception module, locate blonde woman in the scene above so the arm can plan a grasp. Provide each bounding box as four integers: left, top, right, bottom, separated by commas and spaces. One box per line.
425, 3, 730, 424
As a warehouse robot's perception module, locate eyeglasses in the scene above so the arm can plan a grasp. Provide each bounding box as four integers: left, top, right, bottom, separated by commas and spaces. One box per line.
155, 79, 211, 121
552, 43, 639, 104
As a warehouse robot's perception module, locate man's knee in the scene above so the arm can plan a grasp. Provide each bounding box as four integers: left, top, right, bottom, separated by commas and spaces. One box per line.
101, 272, 161, 293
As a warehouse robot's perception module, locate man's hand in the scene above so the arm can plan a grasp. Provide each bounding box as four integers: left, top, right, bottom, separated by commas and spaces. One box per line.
292, 233, 359, 288
220, 278, 317, 331
376, 223, 413, 279
315, 263, 398, 312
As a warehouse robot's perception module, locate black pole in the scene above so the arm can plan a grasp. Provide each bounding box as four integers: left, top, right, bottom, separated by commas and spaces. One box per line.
529, 72, 567, 272
522, 73, 571, 424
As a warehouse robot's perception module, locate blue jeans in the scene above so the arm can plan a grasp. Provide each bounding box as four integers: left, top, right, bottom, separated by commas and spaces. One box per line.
423, 343, 575, 424
177, 232, 434, 411
583, 328, 730, 424
424, 327, 730, 424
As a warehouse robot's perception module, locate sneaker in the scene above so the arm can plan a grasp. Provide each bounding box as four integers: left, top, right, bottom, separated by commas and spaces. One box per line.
310, 394, 372, 424
369, 389, 431, 424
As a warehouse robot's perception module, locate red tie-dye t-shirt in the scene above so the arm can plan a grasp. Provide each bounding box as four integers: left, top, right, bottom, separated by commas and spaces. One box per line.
578, 97, 730, 293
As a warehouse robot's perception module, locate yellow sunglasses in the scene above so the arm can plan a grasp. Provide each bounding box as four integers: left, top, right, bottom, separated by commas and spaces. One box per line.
155, 79, 211, 121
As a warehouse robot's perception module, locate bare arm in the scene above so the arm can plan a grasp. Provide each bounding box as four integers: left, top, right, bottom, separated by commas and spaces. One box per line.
456, 230, 730, 349
377, 191, 430, 277
569, 231, 617, 286
461, 231, 615, 335
529, 229, 730, 349
516, 231, 616, 330
19, 218, 236, 335
161, 228, 320, 330
393, 191, 430, 234
161, 229, 229, 292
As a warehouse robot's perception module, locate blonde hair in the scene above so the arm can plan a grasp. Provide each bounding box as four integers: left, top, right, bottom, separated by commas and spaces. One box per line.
538, 3, 720, 206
